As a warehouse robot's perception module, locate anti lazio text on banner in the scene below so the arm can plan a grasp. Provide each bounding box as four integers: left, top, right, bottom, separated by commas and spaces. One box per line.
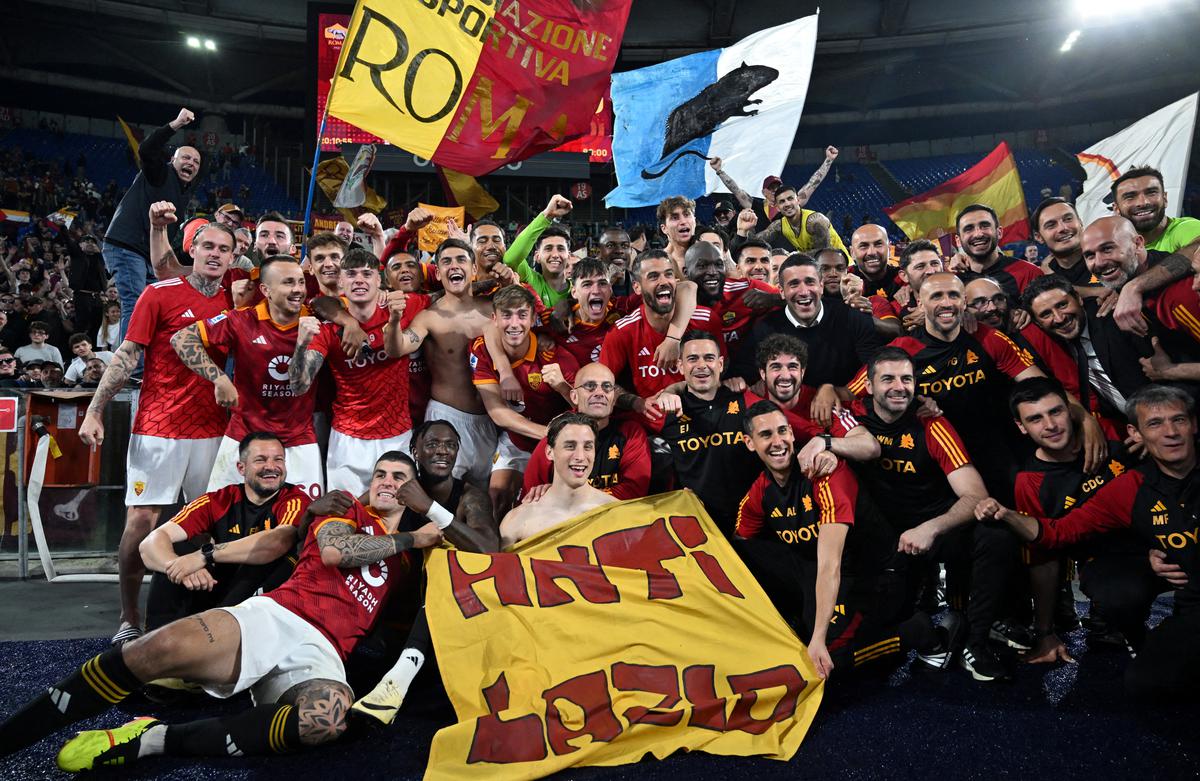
328, 0, 633, 176
423, 490, 823, 780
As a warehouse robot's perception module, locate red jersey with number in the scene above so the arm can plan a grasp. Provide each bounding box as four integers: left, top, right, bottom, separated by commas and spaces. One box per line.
471, 333, 578, 451
267, 498, 419, 659
126, 276, 229, 439
309, 301, 418, 439
599, 304, 726, 397
198, 301, 316, 447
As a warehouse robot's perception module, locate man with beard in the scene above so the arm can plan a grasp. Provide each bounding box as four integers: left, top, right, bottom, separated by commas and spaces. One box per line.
848, 348, 1010, 680
978, 384, 1200, 700
1112, 166, 1200, 254
953, 204, 1044, 301
712, 200, 737, 233
815, 247, 901, 335
735, 399, 953, 678
349, 419, 499, 724
600, 249, 723, 402
172, 257, 324, 498
658, 195, 698, 275
103, 107, 204, 341
739, 184, 847, 256
892, 239, 946, 328
522, 361, 650, 500
849, 224, 904, 302
385, 239, 501, 487
471, 285, 578, 516
290, 249, 419, 496
848, 273, 1107, 503
735, 254, 882, 426
79, 217, 236, 646
733, 239, 774, 286
0, 453, 442, 769
1022, 275, 1153, 433
685, 241, 779, 361
137, 433, 315, 630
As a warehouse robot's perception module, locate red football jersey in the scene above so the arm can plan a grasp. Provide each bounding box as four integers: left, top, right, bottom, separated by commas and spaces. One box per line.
598, 304, 726, 397
198, 302, 317, 447
126, 276, 229, 439
471, 333, 578, 451
310, 301, 418, 439
713, 278, 776, 353
267, 499, 419, 659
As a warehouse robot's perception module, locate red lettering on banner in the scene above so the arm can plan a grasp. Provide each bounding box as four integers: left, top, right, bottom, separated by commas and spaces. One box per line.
682, 665, 728, 732
543, 670, 623, 755
592, 517, 685, 600
531, 545, 620, 608
611, 663, 683, 727
726, 665, 807, 734
467, 672, 547, 764
448, 550, 533, 619
668, 515, 745, 598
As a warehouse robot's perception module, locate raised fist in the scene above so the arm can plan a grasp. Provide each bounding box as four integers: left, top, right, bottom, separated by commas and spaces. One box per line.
708, 156, 724, 173
736, 208, 758, 233
171, 108, 195, 129
356, 212, 383, 236
543, 195, 573, 219
825, 146, 839, 161
385, 290, 407, 321
297, 315, 321, 344
404, 206, 433, 232
149, 201, 177, 228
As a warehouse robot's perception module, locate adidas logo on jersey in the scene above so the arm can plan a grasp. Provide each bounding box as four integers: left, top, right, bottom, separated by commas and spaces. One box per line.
182, 308, 195, 319
770, 508, 782, 518
639, 347, 652, 356
922, 365, 936, 375
253, 335, 268, 345
1151, 501, 1167, 512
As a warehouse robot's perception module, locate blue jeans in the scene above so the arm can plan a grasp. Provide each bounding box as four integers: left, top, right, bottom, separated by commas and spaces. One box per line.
102, 243, 156, 344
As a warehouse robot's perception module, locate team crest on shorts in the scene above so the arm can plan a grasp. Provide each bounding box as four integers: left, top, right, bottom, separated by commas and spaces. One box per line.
527, 372, 543, 389
133, 481, 146, 496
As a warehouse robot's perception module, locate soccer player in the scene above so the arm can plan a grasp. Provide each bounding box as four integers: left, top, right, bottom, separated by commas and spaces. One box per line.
384, 239, 499, 486
599, 249, 720, 403
138, 432, 316, 630
471, 284, 578, 516
289, 248, 417, 496
735, 400, 955, 678
499, 414, 617, 547
651, 331, 762, 534
558, 258, 624, 366
303, 232, 349, 299
741, 184, 848, 255
891, 239, 945, 327
171, 256, 324, 498
1009, 377, 1144, 662
657, 195, 698, 274
849, 347, 1014, 681
1030, 197, 1102, 290
498, 194, 575, 305
684, 240, 779, 359
849, 224, 904, 301
1111, 166, 1200, 253
815, 246, 900, 336
522, 362, 651, 500
0, 453, 442, 767
953, 203, 1044, 300
977, 384, 1200, 699
78, 218, 236, 645
733, 239, 774, 286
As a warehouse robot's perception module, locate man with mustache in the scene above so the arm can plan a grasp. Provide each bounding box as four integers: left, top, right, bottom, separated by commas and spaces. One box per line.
685, 241, 780, 361
1112, 166, 1200, 254
172, 256, 324, 499
103, 107, 205, 341
953, 203, 1044, 302
815, 246, 900, 336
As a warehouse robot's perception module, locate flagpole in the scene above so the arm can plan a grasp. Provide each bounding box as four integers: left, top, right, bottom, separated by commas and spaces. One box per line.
300, 101, 331, 261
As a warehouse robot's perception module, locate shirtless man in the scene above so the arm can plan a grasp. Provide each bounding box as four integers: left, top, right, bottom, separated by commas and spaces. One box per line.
499, 413, 616, 547
385, 238, 498, 486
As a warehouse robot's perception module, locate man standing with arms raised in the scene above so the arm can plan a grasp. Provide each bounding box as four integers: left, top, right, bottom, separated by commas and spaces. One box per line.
79, 211, 235, 646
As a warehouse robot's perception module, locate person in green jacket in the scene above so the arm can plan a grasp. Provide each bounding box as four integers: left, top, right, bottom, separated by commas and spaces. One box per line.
502, 194, 575, 307
1113, 166, 1200, 253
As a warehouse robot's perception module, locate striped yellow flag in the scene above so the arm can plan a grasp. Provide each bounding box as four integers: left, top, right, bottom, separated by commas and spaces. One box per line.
885, 142, 1030, 244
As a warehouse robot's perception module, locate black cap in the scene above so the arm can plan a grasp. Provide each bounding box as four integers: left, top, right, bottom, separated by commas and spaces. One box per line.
713, 200, 734, 214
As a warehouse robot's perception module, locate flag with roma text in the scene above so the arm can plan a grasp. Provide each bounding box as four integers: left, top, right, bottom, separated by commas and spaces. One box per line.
423, 490, 823, 780
328, 0, 632, 176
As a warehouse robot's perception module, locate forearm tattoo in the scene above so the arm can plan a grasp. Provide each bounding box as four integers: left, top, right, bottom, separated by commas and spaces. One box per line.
798, 156, 834, 203
289, 345, 324, 396
87, 341, 143, 415
316, 521, 411, 567
171, 324, 224, 384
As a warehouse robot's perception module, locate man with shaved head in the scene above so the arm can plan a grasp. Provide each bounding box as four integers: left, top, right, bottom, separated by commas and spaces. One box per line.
685, 240, 778, 361
849, 224, 903, 302
104, 107, 206, 341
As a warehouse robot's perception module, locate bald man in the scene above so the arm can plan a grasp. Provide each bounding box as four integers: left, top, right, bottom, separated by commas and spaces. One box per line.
104, 107, 206, 342
849, 224, 903, 301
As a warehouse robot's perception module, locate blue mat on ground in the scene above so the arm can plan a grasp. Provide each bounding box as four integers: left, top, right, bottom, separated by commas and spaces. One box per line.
1, 598, 1196, 780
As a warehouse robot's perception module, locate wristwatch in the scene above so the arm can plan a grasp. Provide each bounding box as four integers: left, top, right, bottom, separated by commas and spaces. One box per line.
200, 542, 216, 569
822, 434, 834, 452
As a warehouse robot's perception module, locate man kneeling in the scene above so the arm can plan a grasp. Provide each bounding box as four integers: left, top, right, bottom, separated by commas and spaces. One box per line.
0, 452, 441, 770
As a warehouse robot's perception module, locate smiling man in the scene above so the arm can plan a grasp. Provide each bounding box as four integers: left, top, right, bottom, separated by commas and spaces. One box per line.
1111, 166, 1200, 254
955, 204, 1044, 301
685, 240, 778, 360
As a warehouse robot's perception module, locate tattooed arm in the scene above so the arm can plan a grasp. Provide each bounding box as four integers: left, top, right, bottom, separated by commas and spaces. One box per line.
289, 316, 325, 396
796, 146, 838, 207
316, 517, 441, 568
383, 307, 430, 358
708, 156, 753, 210
171, 322, 238, 408
148, 201, 189, 279
1110, 240, 1200, 335
445, 484, 501, 552
78, 340, 144, 447
753, 219, 784, 243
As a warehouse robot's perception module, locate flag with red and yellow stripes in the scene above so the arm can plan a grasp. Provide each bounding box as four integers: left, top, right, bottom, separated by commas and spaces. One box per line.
884, 142, 1030, 245
327, 0, 633, 176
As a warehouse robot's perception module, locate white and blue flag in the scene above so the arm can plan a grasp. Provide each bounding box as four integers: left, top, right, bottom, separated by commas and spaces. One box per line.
605, 14, 818, 208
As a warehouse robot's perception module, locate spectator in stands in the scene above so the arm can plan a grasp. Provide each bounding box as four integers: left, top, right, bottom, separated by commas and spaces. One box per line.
64, 231, 109, 340
102, 107, 204, 342
16, 359, 43, 388
15, 322, 63, 367
0, 346, 17, 386
213, 203, 243, 229
1111, 166, 1200, 253
64, 333, 113, 385
76, 357, 106, 388
334, 221, 355, 246
41, 361, 65, 389
95, 301, 121, 352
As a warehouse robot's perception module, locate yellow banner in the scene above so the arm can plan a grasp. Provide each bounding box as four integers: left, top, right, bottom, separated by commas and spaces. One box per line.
329, 0, 492, 160
424, 491, 823, 780
417, 202, 466, 253
314, 157, 387, 224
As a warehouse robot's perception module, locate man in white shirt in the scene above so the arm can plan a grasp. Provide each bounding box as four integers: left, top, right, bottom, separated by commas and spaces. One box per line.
64, 333, 115, 384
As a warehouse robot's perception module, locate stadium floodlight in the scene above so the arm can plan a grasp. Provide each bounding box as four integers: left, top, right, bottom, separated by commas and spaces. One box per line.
1075, 0, 1150, 18
186, 35, 201, 48
204, 39, 217, 51
1060, 30, 1081, 52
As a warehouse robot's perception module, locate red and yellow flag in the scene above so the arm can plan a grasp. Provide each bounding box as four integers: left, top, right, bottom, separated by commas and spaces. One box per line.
885, 142, 1030, 244
328, 0, 632, 176
438, 167, 500, 220
423, 491, 823, 779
